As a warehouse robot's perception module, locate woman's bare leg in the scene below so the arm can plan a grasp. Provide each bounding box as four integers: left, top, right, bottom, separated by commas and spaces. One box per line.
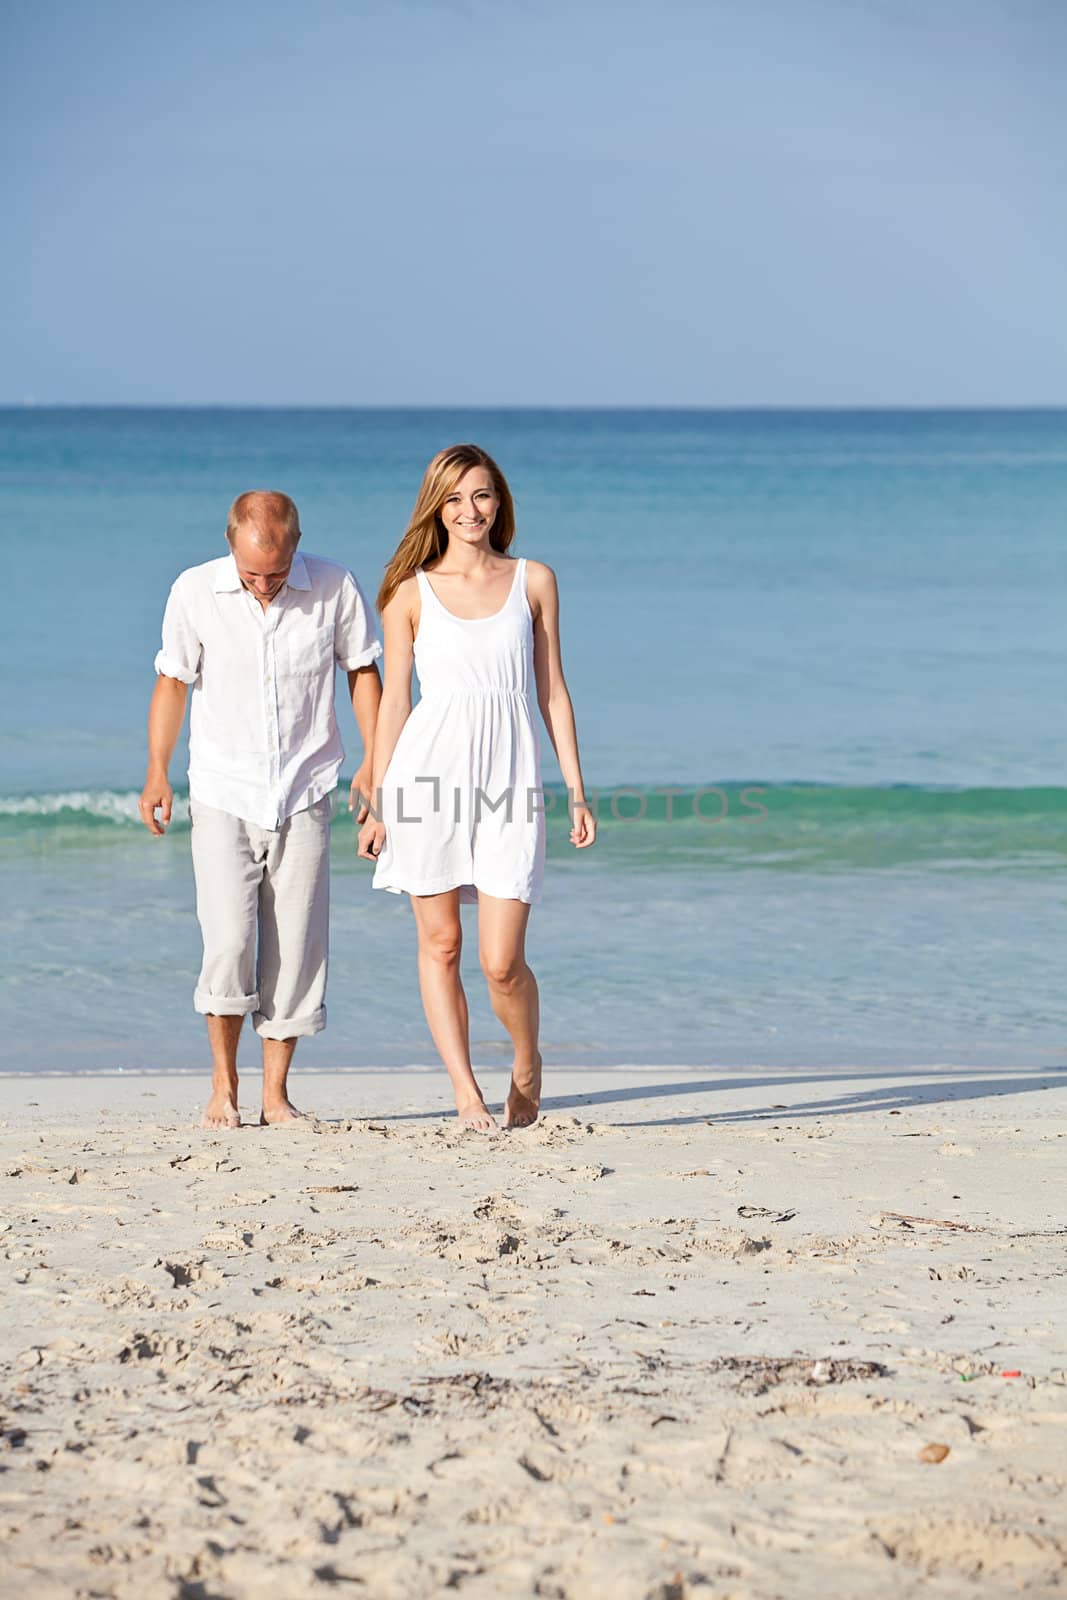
411, 891, 497, 1132
478, 894, 541, 1128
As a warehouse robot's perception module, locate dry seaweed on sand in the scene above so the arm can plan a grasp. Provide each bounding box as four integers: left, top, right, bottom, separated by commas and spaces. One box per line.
870, 1210, 981, 1232
707, 1355, 888, 1394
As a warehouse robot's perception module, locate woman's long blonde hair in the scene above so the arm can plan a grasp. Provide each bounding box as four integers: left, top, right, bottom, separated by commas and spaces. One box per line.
376, 443, 515, 612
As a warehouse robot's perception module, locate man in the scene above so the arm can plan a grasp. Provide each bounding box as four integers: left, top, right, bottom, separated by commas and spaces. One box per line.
139, 491, 381, 1128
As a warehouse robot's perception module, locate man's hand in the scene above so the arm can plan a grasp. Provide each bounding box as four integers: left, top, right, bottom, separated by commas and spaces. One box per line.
142, 677, 188, 836
357, 817, 386, 861
348, 764, 374, 824
139, 773, 174, 836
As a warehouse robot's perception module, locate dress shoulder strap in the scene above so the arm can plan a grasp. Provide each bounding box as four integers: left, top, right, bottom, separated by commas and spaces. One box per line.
415, 567, 439, 611
513, 556, 531, 619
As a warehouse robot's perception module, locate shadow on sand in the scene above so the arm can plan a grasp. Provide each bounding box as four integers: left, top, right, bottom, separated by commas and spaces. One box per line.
370, 1067, 1066, 1130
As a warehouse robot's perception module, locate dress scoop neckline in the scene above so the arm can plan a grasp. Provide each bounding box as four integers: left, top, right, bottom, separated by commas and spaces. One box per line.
420, 559, 522, 623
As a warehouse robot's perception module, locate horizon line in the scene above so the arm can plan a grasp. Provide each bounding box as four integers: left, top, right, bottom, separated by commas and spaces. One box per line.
3, 401, 1067, 414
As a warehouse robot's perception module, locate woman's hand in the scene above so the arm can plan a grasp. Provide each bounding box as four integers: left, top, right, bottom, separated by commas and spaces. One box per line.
349, 763, 373, 823
358, 816, 386, 861
570, 802, 597, 849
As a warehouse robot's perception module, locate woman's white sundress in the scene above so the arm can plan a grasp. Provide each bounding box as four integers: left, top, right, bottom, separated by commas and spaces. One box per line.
372, 557, 545, 904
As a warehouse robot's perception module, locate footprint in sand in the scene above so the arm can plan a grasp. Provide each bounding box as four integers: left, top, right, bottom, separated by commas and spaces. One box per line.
859, 1313, 911, 1333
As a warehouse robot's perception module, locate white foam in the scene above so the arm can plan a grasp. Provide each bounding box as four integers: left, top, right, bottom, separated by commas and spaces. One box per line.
0, 790, 191, 823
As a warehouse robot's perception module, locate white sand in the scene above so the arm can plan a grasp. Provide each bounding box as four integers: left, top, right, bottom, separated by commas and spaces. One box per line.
1, 1065, 1065, 1599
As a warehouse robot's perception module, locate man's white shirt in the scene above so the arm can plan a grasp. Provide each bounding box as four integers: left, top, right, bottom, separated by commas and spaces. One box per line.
155, 551, 381, 828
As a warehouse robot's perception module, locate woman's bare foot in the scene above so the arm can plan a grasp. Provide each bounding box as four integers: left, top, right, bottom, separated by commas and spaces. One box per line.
201, 1089, 240, 1129
260, 1099, 303, 1126
456, 1096, 499, 1133
504, 1052, 542, 1129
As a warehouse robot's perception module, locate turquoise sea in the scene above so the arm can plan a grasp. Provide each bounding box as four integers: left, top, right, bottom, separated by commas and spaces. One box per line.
1, 408, 1065, 1073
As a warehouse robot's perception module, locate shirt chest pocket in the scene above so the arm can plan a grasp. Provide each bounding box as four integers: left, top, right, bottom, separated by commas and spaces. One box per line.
281, 622, 335, 678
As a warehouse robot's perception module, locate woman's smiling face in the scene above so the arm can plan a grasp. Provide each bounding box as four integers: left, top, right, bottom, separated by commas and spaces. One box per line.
439, 466, 500, 546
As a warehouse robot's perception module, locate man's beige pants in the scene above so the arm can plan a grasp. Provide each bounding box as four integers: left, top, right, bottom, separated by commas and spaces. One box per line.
190, 797, 331, 1039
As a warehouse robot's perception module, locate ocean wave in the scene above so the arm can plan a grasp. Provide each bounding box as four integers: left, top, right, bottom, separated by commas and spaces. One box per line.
1, 783, 1063, 871
0, 790, 190, 825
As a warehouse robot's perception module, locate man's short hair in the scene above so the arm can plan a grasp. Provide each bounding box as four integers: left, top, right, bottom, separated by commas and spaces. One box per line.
226, 490, 301, 547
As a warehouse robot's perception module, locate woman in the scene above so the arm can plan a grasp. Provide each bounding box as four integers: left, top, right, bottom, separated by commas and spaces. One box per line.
358, 444, 595, 1131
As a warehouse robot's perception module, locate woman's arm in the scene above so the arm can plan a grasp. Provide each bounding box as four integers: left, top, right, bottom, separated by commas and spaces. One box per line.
528, 561, 596, 849
357, 579, 418, 859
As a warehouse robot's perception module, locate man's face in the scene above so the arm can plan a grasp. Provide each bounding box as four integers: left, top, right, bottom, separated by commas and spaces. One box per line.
230, 525, 295, 603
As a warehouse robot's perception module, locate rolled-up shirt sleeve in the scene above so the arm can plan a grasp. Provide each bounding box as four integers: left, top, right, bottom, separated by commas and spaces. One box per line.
335, 570, 383, 670
154, 580, 202, 684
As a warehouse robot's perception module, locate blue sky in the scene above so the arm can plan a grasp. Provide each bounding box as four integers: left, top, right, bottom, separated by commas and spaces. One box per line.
3, 0, 1065, 405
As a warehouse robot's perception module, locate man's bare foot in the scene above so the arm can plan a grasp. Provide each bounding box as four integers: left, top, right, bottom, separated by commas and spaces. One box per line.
260, 1100, 303, 1126
456, 1097, 499, 1133
201, 1091, 240, 1129
504, 1052, 542, 1129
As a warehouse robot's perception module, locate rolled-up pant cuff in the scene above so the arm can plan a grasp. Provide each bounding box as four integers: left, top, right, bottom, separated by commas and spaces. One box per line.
253, 1007, 326, 1040
195, 988, 259, 1016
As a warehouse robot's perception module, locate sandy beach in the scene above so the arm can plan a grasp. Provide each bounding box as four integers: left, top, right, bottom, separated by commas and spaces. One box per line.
1, 1065, 1064, 1598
